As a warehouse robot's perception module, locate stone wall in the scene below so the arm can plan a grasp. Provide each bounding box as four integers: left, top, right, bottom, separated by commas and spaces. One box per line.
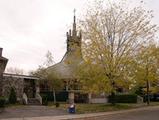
2, 76, 24, 101
0, 75, 3, 96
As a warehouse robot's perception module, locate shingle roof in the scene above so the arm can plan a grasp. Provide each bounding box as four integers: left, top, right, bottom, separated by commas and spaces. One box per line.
47, 51, 83, 79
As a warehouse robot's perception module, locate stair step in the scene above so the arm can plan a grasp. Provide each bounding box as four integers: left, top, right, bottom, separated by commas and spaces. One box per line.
28, 98, 41, 105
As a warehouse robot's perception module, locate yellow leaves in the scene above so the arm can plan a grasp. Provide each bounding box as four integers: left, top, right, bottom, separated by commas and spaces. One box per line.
78, 0, 158, 94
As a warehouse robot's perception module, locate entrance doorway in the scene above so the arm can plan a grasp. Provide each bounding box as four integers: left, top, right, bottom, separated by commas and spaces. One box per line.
24, 79, 36, 98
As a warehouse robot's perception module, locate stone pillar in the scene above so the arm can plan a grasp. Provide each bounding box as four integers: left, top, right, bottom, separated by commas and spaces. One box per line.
35, 80, 40, 94
68, 91, 74, 104
88, 93, 92, 104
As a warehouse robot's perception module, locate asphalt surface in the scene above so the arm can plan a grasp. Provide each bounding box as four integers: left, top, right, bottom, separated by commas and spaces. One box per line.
89, 106, 159, 120
0, 106, 68, 119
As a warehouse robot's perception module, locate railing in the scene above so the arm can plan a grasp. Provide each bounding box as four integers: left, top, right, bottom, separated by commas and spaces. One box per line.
36, 93, 42, 104
23, 93, 28, 105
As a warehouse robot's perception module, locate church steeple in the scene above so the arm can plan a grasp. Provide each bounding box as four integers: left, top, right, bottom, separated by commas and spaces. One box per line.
66, 10, 82, 52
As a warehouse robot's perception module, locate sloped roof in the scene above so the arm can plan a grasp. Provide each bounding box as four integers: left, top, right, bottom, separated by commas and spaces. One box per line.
3, 73, 39, 80
47, 51, 83, 79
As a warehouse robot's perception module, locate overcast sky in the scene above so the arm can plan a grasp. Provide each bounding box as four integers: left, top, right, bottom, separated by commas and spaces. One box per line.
0, 0, 159, 73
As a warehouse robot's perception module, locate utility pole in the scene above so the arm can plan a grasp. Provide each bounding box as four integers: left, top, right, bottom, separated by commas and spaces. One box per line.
146, 58, 150, 105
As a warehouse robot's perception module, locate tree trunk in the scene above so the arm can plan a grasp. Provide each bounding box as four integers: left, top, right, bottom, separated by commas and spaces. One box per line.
145, 59, 150, 106
88, 93, 92, 104
111, 80, 116, 105
146, 79, 150, 105
53, 90, 56, 104
110, 91, 116, 105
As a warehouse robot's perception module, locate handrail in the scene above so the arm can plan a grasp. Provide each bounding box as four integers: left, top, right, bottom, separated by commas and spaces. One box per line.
36, 93, 42, 104
23, 93, 28, 105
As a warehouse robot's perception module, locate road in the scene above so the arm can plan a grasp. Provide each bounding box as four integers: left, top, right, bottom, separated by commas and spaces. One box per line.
89, 106, 159, 120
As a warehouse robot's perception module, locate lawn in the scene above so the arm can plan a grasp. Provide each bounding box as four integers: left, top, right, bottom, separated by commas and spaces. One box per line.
48, 102, 157, 114
3, 102, 159, 114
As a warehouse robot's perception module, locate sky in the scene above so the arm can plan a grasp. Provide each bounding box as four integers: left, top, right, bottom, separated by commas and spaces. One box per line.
0, 0, 159, 74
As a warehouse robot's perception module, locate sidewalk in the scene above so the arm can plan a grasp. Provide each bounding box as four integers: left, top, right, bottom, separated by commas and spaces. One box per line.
1, 106, 159, 120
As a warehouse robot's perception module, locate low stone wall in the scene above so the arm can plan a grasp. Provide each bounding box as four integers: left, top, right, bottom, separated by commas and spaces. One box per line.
2, 76, 24, 100
90, 98, 108, 104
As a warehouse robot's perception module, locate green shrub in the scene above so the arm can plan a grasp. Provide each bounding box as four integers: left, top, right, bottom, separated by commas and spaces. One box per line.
41, 94, 48, 105
108, 94, 138, 103
9, 87, 17, 104
0, 97, 6, 108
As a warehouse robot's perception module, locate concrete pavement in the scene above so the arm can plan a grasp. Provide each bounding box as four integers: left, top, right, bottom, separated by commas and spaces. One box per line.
0, 106, 68, 119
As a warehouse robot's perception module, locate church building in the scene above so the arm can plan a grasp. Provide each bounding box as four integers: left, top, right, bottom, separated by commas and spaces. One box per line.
46, 14, 85, 103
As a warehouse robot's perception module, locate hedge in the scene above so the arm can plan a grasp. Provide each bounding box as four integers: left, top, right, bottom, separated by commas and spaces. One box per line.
40, 91, 68, 102
143, 94, 159, 102
41, 94, 48, 105
0, 97, 6, 108
9, 88, 17, 104
108, 94, 138, 103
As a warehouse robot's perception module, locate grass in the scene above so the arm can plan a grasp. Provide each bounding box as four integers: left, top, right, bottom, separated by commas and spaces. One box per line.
4, 101, 159, 114
48, 102, 157, 114
48, 102, 159, 114
5, 103, 25, 108
70, 103, 134, 114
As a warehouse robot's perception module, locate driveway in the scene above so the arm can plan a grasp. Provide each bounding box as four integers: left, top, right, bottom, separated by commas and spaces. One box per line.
0, 106, 68, 119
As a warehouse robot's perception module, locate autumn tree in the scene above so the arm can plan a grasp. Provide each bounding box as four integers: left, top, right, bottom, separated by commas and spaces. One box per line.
30, 51, 64, 103
79, 0, 158, 104
45, 71, 64, 104
133, 44, 159, 105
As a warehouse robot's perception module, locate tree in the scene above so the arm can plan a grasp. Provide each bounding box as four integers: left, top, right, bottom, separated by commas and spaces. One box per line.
30, 50, 54, 76
46, 71, 64, 104
43, 51, 54, 67
30, 50, 54, 77
77, 61, 111, 94
133, 44, 159, 105
30, 51, 64, 103
79, 0, 158, 104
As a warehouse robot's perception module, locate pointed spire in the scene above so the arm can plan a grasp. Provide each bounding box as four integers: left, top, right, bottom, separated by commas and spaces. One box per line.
74, 9, 76, 23
72, 9, 76, 36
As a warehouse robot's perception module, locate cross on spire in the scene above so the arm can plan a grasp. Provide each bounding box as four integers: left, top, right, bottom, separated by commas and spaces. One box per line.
74, 9, 76, 17
73, 8, 76, 36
